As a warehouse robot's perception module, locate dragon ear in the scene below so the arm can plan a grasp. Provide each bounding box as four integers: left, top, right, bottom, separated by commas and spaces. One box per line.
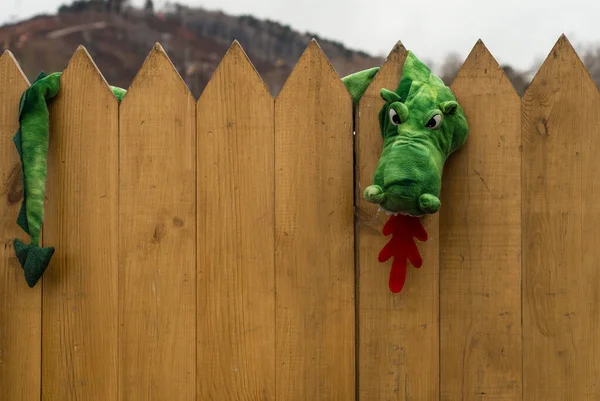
380, 88, 401, 103
440, 100, 458, 115
341, 66, 380, 105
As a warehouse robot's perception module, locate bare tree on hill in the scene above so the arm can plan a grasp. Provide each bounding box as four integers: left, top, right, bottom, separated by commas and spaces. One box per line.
581, 45, 600, 86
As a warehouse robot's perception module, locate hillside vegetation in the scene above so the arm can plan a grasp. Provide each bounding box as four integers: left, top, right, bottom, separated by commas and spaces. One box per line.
4, 0, 600, 97
0, 0, 383, 98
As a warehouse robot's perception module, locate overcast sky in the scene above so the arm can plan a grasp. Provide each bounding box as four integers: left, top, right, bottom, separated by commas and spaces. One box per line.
2, 0, 600, 72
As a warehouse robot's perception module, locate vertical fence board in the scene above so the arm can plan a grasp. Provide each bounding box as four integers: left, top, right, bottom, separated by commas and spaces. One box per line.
118, 44, 196, 400
197, 42, 275, 400
274, 40, 355, 401
355, 43, 440, 400
0, 50, 40, 401
440, 41, 522, 400
42, 47, 118, 401
522, 35, 600, 400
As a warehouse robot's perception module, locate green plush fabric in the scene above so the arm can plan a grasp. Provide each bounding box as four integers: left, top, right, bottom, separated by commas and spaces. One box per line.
12, 71, 126, 288
12, 71, 60, 288
341, 66, 380, 105
110, 85, 127, 102
342, 51, 468, 216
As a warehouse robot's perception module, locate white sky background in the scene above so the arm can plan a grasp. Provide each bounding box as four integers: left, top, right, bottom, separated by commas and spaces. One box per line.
2, 0, 600, 73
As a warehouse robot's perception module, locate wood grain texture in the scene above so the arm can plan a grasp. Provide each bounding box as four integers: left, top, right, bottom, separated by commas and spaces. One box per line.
118, 43, 196, 401
43, 47, 118, 401
197, 41, 275, 400
522, 35, 600, 400
355, 43, 440, 401
274, 40, 355, 401
0, 50, 41, 401
440, 41, 522, 401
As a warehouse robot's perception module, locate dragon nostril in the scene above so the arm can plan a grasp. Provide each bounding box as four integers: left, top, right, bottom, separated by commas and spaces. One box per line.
364, 185, 386, 204
418, 194, 440, 214
391, 133, 417, 148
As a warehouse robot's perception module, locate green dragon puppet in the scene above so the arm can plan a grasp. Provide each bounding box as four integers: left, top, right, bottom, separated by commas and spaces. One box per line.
11, 50, 466, 292
342, 51, 469, 292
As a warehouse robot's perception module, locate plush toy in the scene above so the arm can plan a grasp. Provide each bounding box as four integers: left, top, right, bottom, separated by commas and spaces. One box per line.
12, 71, 126, 288
11, 50, 464, 292
342, 51, 469, 292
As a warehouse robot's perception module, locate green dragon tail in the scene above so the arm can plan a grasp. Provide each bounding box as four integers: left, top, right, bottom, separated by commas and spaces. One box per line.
13, 71, 126, 288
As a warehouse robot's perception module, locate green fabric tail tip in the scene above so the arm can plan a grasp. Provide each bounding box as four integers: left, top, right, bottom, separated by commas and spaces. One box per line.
13, 239, 55, 288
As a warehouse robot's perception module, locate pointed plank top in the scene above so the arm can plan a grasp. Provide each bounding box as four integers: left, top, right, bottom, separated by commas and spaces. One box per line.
389, 40, 405, 53
525, 34, 596, 95
357, 41, 407, 108
69, 45, 100, 69
0, 50, 30, 87
451, 39, 519, 98
122, 42, 193, 103
462, 39, 494, 65
61, 45, 117, 101
198, 40, 272, 104
276, 39, 350, 102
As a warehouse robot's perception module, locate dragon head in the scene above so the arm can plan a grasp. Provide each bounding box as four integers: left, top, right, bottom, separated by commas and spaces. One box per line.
343, 50, 468, 216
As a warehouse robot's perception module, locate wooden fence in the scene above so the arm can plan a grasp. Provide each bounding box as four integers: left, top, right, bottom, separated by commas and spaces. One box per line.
0, 34, 598, 400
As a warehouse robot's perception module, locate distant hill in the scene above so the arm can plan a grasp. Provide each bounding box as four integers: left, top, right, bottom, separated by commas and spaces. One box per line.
0, 2, 384, 98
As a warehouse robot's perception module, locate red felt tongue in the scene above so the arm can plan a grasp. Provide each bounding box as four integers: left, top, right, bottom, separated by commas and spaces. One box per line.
378, 214, 428, 293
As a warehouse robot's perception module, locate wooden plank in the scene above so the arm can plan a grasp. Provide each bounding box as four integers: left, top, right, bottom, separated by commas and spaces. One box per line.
440, 40, 522, 400
0, 50, 40, 401
42, 47, 118, 401
355, 43, 440, 401
119, 43, 196, 400
196, 41, 275, 400
522, 34, 600, 400
274, 39, 355, 401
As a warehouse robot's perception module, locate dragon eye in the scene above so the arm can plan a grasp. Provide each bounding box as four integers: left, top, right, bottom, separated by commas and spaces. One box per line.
425, 114, 442, 129
389, 108, 401, 126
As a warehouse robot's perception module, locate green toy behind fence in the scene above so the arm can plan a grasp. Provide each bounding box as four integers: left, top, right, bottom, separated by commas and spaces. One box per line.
11, 50, 467, 292
12, 71, 126, 287
342, 51, 469, 292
